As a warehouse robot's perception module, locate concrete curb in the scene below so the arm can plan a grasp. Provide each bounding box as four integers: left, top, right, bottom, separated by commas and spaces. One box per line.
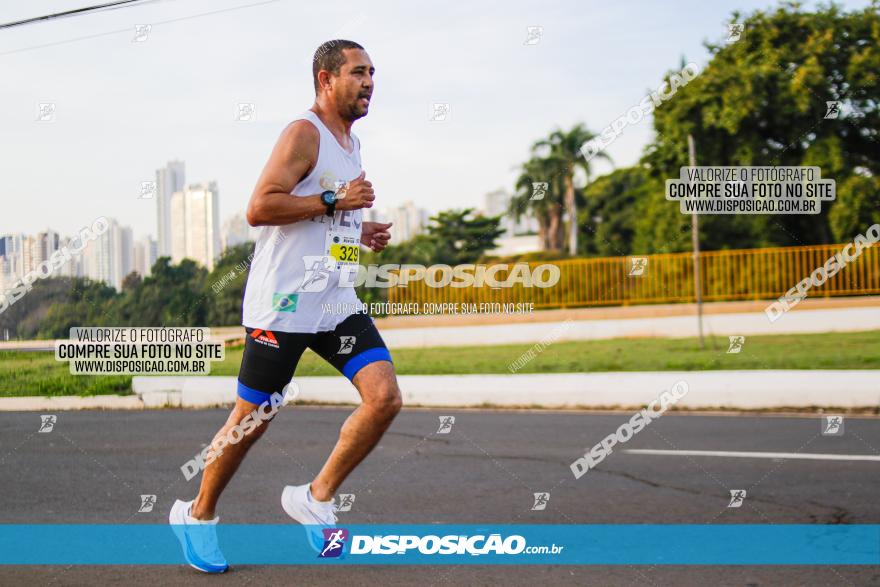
1, 371, 876, 411
131, 371, 879, 409
0, 395, 143, 411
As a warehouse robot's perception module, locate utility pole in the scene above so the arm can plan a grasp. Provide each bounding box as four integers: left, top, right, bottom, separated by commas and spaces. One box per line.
688, 133, 705, 349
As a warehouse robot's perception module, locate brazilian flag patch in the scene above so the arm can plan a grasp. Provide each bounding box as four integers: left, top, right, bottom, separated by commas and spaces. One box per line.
272, 292, 299, 313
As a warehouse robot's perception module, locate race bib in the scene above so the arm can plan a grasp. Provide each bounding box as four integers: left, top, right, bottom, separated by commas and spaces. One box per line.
325, 231, 360, 266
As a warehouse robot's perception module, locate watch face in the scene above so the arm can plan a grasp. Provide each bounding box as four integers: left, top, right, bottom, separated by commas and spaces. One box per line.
322, 190, 336, 205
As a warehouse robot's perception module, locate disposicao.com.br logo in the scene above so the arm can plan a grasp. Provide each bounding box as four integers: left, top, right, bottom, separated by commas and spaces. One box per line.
317, 529, 563, 559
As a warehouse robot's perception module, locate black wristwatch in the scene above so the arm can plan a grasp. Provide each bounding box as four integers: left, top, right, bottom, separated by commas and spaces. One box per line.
320, 190, 336, 217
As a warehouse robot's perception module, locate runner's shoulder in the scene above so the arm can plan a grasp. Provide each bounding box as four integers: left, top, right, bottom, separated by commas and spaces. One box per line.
278, 119, 320, 162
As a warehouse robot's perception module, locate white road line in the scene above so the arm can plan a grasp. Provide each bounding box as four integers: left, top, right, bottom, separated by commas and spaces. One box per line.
623, 449, 880, 462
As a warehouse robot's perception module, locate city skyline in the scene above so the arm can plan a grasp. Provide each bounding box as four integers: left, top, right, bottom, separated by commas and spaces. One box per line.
0, 155, 452, 292
1, 154, 522, 246
0, 181, 520, 292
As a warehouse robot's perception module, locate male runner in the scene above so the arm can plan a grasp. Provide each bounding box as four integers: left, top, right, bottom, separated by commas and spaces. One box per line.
170, 40, 401, 573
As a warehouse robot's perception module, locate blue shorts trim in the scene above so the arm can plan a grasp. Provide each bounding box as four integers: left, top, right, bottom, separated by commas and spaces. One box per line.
237, 380, 274, 405
342, 347, 393, 381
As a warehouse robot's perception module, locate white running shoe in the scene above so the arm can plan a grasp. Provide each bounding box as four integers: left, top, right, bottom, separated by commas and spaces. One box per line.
169, 499, 229, 573
281, 484, 338, 552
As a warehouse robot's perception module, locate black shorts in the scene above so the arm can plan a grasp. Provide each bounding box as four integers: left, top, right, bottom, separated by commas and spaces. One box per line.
236, 312, 392, 405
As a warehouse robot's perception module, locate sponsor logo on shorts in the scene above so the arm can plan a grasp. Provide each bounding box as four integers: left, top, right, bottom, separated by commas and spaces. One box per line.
338, 336, 356, 355
272, 292, 299, 313
251, 329, 279, 349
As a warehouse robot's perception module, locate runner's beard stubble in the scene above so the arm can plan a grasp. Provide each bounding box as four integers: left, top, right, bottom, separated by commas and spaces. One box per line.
345, 101, 368, 121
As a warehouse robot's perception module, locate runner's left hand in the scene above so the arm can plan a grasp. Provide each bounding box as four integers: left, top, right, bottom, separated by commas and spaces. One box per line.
361, 222, 392, 252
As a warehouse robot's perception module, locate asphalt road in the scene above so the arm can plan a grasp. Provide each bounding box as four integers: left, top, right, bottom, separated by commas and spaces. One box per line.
1, 407, 879, 585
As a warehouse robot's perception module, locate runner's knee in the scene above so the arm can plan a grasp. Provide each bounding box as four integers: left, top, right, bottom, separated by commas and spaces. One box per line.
223, 404, 272, 446
366, 380, 402, 416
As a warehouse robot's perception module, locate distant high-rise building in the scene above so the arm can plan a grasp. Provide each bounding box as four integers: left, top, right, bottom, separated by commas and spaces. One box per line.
484, 189, 508, 218
133, 236, 158, 277
20, 235, 36, 276
82, 229, 105, 287
171, 182, 221, 270
363, 207, 383, 224
221, 212, 256, 251
82, 218, 132, 290
484, 188, 538, 236
56, 235, 83, 279
0, 237, 8, 289
35, 230, 61, 265
0, 256, 11, 291
37, 230, 80, 279
0, 234, 25, 286
482, 189, 541, 256
120, 226, 133, 282
156, 160, 185, 258
385, 201, 429, 243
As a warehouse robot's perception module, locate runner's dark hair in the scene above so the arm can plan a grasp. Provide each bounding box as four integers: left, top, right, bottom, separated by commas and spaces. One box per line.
313, 40, 364, 93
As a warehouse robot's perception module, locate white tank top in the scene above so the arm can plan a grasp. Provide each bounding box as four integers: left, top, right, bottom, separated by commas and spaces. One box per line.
242, 110, 365, 333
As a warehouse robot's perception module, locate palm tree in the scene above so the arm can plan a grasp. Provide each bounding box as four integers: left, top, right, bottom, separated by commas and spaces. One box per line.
510, 157, 566, 251
534, 124, 611, 255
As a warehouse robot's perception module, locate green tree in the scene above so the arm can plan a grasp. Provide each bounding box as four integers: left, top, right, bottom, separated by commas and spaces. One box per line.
510, 157, 566, 251
122, 257, 209, 326
829, 174, 880, 241
0, 276, 77, 339
37, 278, 119, 338
643, 1, 880, 251
206, 243, 255, 326
371, 233, 442, 266
359, 235, 442, 308
580, 166, 663, 256
425, 209, 505, 265
121, 271, 142, 292
376, 209, 504, 266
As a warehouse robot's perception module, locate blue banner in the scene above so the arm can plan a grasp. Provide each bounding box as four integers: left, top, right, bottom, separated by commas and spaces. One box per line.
0, 524, 877, 565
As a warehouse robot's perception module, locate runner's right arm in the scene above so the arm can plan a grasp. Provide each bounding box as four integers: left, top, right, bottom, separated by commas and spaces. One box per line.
246, 119, 374, 227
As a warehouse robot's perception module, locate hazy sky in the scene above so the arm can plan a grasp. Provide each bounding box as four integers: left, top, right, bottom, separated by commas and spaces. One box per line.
1, 0, 872, 239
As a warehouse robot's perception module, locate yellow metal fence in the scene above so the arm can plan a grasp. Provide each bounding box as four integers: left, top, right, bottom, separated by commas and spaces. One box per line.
387, 243, 880, 309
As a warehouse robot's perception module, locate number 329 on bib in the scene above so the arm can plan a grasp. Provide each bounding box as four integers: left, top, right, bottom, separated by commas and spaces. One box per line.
326, 233, 360, 266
